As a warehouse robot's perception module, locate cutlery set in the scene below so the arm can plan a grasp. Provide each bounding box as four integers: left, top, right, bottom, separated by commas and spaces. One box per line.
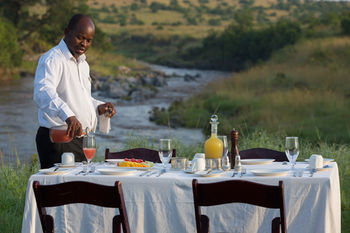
232, 168, 246, 177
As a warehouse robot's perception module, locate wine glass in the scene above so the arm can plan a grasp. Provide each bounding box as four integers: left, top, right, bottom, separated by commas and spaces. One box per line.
159, 139, 172, 170
83, 134, 96, 174
285, 137, 299, 170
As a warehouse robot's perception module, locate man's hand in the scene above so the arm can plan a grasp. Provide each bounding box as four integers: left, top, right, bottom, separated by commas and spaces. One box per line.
98, 102, 116, 118
65, 116, 83, 138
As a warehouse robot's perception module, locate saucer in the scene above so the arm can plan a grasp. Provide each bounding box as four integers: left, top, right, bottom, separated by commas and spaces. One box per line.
54, 163, 78, 168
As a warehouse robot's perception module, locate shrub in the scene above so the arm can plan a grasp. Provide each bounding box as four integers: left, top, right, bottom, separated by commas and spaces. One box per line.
341, 17, 350, 35
0, 18, 22, 69
208, 18, 221, 26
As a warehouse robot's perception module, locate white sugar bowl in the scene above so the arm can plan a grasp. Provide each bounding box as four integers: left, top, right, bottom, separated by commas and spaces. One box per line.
309, 154, 323, 169
61, 152, 75, 165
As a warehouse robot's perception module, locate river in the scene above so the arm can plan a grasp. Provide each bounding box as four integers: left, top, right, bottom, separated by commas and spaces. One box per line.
0, 65, 231, 163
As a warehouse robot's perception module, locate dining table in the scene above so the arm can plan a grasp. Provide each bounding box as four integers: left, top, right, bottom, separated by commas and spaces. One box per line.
21, 160, 340, 233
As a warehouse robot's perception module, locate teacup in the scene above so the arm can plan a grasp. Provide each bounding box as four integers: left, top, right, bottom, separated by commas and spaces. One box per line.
62, 152, 75, 165
309, 154, 323, 169
191, 155, 206, 172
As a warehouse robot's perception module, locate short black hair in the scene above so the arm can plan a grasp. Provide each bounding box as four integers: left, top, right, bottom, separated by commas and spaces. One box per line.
67, 14, 92, 30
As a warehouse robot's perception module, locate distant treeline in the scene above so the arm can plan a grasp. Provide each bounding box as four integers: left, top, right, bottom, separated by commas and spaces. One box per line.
182, 20, 302, 71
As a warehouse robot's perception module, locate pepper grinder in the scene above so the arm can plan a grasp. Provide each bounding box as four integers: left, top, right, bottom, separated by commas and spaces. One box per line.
230, 128, 239, 169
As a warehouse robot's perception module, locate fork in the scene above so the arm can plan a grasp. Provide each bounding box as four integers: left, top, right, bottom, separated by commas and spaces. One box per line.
139, 170, 152, 177
232, 170, 238, 177
240, 168, 247, 177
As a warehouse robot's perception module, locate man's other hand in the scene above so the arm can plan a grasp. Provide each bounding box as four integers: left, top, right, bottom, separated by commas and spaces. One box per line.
98, 102, 116, 118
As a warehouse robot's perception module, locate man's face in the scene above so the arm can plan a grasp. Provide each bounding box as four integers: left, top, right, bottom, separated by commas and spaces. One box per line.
64, 18, 95, 59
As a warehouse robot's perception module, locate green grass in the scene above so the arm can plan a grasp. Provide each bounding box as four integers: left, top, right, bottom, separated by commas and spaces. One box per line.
0, 133, 349, 233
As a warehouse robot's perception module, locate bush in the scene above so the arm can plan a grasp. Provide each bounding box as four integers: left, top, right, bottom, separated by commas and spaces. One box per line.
341, 17, 350, 35
182, 19, 302, 71
0, 18, 22, 69
208, 18, 221, 26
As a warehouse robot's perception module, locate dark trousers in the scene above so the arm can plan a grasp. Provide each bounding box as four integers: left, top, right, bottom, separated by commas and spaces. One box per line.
35, 127, 86, 169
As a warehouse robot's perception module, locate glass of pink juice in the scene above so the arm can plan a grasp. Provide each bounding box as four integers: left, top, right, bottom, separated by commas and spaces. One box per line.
83, 134, 96, 174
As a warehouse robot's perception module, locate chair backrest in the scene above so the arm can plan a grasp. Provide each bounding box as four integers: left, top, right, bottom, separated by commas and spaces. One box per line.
192, 179, 286, 233
240, 148, 288, 162
105, 148, 176, 163
33, 181, 130, 233
230, 129, 287, 166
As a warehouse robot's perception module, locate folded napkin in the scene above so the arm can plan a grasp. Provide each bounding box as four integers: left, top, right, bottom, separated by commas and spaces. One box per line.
99, 115, 111, 134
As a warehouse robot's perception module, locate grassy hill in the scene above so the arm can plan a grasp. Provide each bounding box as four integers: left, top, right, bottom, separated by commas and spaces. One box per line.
85, 0, 350, 67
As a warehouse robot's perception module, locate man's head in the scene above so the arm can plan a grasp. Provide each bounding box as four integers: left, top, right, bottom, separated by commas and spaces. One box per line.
64, 14, 95, 59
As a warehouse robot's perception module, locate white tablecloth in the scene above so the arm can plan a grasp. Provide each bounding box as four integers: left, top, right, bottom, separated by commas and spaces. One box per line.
21, 162, 340, 233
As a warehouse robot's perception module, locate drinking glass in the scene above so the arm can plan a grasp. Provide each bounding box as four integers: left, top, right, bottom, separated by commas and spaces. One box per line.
285, 137, 299, 170
159, 139, 172, 169
83, 134, 96, 174
218, 135, 230, 171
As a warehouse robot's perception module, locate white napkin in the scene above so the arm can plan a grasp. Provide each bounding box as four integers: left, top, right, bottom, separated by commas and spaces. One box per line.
99, 115, 111, 134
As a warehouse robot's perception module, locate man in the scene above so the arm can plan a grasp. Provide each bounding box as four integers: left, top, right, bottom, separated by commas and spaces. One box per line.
34, 14, 116, 168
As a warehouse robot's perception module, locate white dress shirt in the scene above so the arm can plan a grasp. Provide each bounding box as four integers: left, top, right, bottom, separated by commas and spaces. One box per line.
33, 39, 104, 132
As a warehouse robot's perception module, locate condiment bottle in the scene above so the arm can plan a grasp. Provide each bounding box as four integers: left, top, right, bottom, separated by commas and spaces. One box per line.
234, 154, 242, 173
204, 115, 223, 159
230, 128, 239, 169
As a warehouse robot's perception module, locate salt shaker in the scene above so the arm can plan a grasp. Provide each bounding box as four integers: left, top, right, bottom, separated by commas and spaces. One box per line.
234, 154, 242, 172
222, 153, 231, 171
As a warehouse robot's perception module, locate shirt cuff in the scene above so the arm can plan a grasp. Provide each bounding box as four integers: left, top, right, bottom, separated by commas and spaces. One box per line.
58, 105, 75, 122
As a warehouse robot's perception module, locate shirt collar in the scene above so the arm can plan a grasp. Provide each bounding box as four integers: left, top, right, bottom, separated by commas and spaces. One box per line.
58, 39, 86, 63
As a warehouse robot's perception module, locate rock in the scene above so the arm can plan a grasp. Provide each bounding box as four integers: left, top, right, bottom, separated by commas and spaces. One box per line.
130, 87, 157, 102
118, 66, 131, 75
184, 74, 196, 82
108, 81, 129, 98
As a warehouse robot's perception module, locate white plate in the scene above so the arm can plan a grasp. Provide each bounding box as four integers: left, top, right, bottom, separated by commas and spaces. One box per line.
196, 170, 225, 177
105, 159, 124, 164
39, 168, 70, 175
97, 168, 136, 176
250, 169, 289, 177
305, 158, 334, 164
54, 163, 78, 168
241, 159, 275, 165
117, 166, 153, 171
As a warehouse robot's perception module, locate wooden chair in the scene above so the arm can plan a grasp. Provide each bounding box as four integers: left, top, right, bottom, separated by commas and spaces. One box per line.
240, 148, 288, 162
230, 129, 288, 167
192, 179, 286, 233
105, 148, 176, 163
33, 181, 130, 233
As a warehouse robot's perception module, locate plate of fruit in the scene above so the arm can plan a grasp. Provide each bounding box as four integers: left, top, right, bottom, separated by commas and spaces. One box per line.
115, 158, 155, 170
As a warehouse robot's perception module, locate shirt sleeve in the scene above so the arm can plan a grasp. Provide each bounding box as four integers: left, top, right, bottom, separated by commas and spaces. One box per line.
33, 57, 75, 121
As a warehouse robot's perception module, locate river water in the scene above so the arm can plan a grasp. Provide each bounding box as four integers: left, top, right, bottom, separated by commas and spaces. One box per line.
0, 65, 231, 163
